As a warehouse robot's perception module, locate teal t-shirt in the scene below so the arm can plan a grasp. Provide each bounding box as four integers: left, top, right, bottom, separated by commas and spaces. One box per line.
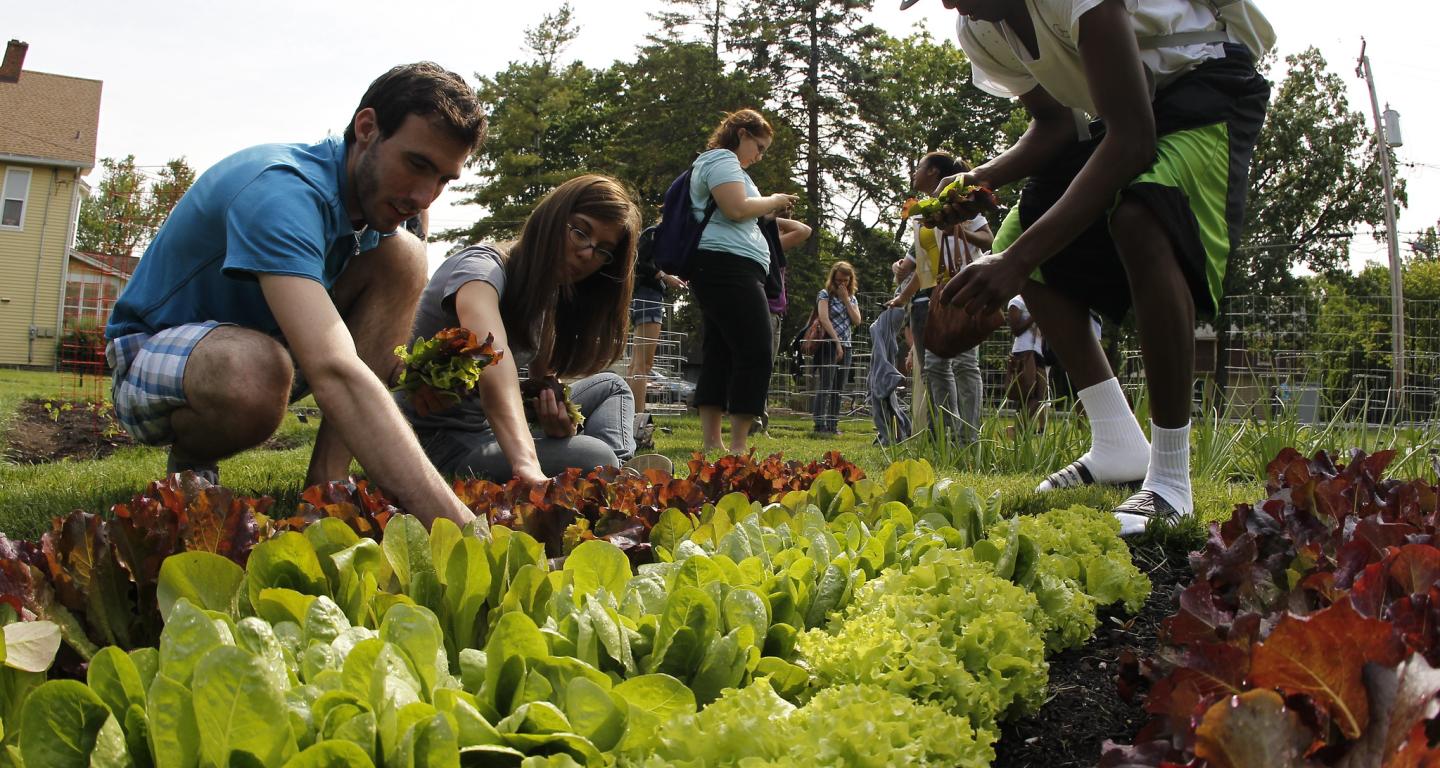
106, 135, 381, 339
690, 148, 770, 269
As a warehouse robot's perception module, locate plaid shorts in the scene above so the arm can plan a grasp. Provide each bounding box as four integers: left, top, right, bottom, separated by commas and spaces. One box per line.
107, 321, 308, 445
107, 322, 221, 445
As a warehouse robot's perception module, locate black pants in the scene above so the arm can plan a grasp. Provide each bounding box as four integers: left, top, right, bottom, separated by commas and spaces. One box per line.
688, 249, 773, 416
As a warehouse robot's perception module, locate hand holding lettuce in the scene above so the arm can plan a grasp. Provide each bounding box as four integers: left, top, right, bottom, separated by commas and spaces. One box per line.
392, 327, 504, 417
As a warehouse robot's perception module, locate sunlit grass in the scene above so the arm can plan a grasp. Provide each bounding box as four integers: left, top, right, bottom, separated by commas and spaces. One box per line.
3, 368, 1431, 545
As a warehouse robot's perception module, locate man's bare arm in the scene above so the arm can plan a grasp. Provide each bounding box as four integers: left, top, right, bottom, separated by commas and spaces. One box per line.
260, 274, 474, 528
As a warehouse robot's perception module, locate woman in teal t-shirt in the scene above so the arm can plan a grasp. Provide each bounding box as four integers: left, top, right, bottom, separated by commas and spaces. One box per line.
685, 109, 797, 455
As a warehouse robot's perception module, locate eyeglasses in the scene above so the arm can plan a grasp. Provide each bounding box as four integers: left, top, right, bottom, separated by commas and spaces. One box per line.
743, 130, 770, 157
567, 224, 615, 265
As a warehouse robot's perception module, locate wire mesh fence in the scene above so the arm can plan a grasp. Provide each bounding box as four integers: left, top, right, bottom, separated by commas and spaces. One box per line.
615, 292, 1440, 430
1209, 294, 1440, 426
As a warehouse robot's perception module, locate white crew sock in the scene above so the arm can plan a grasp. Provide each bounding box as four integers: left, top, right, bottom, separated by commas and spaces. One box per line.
1140, 421, 1193, 517
1037, 378, 1149, 491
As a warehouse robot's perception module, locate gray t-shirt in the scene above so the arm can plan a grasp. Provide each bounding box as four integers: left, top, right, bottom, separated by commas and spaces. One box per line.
399, 244, 531, 431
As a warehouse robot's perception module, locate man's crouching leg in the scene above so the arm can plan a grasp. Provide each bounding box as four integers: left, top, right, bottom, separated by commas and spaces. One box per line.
170, 326, 295, 473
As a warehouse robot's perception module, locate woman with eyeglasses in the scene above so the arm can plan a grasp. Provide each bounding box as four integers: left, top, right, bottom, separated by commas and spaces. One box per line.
398, 174, 643, 485
687, 108, 798, 455
811, 261, 862, 434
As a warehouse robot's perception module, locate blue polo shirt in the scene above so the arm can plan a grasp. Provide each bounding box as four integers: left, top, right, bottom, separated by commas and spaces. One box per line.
106, 135, 381, 339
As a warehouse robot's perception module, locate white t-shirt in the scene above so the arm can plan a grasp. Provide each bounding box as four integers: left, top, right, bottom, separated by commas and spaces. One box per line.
958, 0, 1230, 115
1008, 295, 1044, 356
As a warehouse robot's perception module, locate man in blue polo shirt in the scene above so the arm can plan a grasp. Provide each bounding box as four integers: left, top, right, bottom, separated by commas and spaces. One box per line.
105, 62, 486, 528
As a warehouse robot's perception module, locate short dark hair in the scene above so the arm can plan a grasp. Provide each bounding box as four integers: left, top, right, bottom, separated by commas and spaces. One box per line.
344, 62, 486, 150
919, 149, 969, 177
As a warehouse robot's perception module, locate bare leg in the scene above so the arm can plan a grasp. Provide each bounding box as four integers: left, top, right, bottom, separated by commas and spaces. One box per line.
170, 326, 294, 466
1025, 280, 1148, 490
1110, 199, 1196, 524
1109, 201, 1194, 429
699, 405, 724, 452
728, 414, 754, 454
307, 231, 429, 485
1020, 280, 1111, 389
627, 320, 661, 412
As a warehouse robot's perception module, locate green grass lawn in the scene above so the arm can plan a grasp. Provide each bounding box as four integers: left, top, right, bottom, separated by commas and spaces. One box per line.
0, 368, 1260, 542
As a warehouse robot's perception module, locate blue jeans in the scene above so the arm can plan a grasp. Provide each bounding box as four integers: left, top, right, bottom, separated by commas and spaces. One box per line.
910, 296, 982, 445
811, 341, 848, 432
419, 372, 635, 480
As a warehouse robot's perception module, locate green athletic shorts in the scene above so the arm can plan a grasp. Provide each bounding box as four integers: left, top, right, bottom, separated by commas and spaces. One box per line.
992, 43, 1271, 323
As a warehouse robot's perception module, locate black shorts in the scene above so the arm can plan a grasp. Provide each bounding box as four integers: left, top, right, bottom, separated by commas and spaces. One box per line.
993, 44, 1271, 323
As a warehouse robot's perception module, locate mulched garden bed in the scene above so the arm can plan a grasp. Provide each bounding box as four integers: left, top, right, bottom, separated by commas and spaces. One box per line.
994, 537, 1188, 768
4, 397, 314, 464
3, 398, 133, 464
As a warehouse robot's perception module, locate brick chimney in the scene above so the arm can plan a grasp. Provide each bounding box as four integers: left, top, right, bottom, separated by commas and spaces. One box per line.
0, 40, 28, 84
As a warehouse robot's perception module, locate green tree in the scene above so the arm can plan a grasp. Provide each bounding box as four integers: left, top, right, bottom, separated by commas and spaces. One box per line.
440, 2, 616, 243
731, 0, 883, 259
648, 0, 730, 60
76, 155, 196, 257
1237, 47, 1406, 297
849, 32, 1016, 236
606, 40, 775, 220
1408, 221, 1438, 262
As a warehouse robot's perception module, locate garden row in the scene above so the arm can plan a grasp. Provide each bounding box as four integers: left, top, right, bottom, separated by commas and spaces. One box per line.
1102, 448, 1440, 767
0, 453, 1150, 767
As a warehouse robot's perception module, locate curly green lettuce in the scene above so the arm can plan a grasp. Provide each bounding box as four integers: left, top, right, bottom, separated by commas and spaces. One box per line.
796, 550, 1048, 729
392, 327, 503, 403
621, 680, 991, 768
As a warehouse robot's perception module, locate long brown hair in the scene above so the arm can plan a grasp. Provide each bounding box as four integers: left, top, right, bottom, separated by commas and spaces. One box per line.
824, 261, 859, 296
707, 108, 773, 151
499, 174, 640, 377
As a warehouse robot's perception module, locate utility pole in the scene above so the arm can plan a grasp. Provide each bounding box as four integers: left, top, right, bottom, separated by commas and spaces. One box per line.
1356, 39, 1406, 416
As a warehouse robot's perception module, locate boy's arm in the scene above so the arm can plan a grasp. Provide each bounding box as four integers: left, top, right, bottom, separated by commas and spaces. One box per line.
940, 0, 1156, 315
776, 217, 813, 251
997, 0, 1156, 272
966, 88, 1078, 193
260, 274, 475, 528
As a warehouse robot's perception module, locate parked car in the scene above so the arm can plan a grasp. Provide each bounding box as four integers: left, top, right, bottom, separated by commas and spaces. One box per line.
645, 369, 695, 406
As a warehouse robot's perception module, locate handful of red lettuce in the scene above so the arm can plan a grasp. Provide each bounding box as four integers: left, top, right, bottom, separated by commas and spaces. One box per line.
391, 327, 503, 409
902, 181, 999, 228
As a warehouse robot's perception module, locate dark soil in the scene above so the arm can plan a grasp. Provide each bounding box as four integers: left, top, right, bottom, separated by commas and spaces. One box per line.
4, 397, 311, 464
3, 398, 133, 463
992, 538, 1189, 768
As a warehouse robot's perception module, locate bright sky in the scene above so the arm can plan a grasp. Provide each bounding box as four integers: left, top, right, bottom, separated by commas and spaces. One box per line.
11, 0, 1438, 271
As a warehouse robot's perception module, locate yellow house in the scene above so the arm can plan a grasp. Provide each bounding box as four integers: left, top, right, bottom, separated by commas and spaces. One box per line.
0, 39, 101, 368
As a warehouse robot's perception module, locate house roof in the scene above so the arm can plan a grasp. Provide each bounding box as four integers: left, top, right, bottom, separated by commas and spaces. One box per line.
70, 250, 137, 279
0, 70, 102, 170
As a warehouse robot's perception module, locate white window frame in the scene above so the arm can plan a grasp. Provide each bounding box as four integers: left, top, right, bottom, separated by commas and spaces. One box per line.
1, 167, 32, 230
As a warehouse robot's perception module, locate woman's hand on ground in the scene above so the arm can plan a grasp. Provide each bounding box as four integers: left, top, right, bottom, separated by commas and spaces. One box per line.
536, 387, 577, 438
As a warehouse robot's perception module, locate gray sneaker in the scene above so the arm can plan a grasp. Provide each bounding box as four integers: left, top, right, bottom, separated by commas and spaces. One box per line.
167, 449, 219, 486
